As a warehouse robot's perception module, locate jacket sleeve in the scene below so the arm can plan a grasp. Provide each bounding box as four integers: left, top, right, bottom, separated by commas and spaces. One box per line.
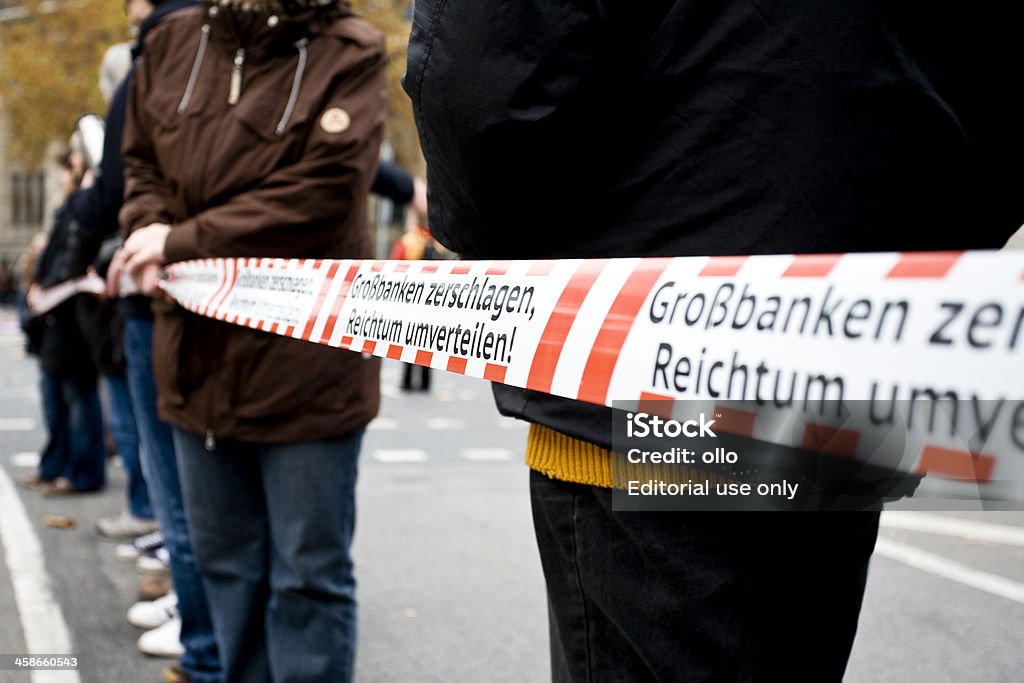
162, 46, 388, 263
120, 52, 177, 237
371, 160, 414, 204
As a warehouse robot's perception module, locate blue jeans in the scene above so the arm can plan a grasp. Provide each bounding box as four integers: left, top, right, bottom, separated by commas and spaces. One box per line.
38, 371, 106, 491
123, 317, 221, 682
103, 373, 152, 519
175, 428, 363, 683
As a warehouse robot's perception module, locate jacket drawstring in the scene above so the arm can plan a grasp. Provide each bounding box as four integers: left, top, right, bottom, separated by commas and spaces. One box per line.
178, 25, 211, 114
276, 38, 309, 135
228, 48, 246, 105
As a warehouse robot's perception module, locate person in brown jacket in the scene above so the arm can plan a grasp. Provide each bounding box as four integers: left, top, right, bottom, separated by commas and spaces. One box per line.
116, 1, 386, 680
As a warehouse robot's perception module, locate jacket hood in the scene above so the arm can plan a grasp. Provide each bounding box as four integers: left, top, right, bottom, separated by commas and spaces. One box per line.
133, 0, 200, 59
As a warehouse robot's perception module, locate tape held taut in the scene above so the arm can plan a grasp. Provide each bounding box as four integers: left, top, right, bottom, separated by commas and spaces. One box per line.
28, 272, 137, 315
30, 251, 1024, 498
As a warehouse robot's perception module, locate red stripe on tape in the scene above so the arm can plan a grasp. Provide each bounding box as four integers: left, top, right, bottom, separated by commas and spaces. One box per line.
783, 254, 842, 278
447, 357, 468, 374
526, 260, 608, 394
916, 445, 995, 482
386, 344, 404, 360
394, 262, 410, 273
712, 405, 756, 438
362, 340, 377, 354
486, 263, 510, 275
527, 261, 556, 276
269, 323, 279, 335
484, 364, 507, 383
414, 350, 433, 367
451, 264, 471, 275
371, 261, 384, 272
700, 256, 747, 277
283, 326, 295, 337
301, 261, 340, 341
339, 335, 353, 349
420, 264, 439, 274
800, 424, 859, 457
577, 259, 672, 405
201, 260, 232, 317
638, 392, 674, 419
318, 263, 360, 344
887, 252, 962, 278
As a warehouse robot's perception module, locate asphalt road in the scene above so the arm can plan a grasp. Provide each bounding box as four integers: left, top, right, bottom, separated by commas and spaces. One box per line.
0, 307, 1021, 682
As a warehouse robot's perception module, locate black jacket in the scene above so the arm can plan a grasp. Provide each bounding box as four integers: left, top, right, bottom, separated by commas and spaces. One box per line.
33, 206, 97, 379
406, 1, 1024, 449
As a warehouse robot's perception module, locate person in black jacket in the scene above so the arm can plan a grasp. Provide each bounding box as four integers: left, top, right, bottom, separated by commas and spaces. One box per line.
405, 2, 1024, 681
72, 1, 223, 679
21, 150, 106, 496
67, 42, 159, 544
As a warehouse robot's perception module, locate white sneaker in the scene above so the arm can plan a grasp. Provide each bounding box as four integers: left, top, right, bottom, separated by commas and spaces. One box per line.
96, 511, 160, 540
116, 530, 166, 563
136, 547, 171, 576
127, 591, 178, 630
137, 617, 184, 658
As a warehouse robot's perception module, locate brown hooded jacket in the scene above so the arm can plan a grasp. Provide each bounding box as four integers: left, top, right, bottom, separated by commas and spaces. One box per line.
121, 1, 385, 444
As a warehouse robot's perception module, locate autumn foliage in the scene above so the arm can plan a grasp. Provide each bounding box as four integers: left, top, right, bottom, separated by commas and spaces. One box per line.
1, 0, 421, 171
0, 0, 128, 167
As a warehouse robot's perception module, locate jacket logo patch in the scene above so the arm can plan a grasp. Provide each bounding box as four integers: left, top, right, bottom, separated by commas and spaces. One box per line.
320, 108, 351, 134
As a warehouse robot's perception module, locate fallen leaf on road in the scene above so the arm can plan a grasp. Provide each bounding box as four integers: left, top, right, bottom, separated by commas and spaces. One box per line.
42, 515, 76, 529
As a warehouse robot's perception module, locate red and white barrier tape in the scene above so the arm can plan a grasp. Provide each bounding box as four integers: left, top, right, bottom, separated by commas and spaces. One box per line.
29, 274, 106, 314
29, 273, 137, 315
31, 250, 1024, 497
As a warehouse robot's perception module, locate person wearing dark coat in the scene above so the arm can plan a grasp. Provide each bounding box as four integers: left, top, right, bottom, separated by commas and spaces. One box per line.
21, 152, 106, 496
406, 2, 1024, 681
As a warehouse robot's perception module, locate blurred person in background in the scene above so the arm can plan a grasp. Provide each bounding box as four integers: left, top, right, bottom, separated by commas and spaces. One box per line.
72, 0, 221, 678
20, 147, 106, 497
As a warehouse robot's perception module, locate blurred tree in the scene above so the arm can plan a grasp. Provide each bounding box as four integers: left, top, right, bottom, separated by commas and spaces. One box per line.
352, 0, 422, 175
1, 0, 421, 171
0, 0, 128, 167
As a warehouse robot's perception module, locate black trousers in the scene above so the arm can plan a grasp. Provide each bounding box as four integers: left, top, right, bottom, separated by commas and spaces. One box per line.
531, 471, 880, 683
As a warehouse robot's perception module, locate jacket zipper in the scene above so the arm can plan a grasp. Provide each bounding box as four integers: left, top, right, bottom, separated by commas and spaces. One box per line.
228, 48, 245, 105
275, 39, 309, 135
178, 25, 210, 114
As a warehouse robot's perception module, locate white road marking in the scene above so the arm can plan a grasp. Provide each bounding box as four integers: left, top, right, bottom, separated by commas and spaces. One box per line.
460, 448, 513, 462
0, 417, 35, 431
426, 418, 467, 430
874, 538, 1024, 605
10, 452, 39, 468
368, 418, 399, 431
373, 449, 429, 464
0, 467, 81, 683
881, 512, 1024, 548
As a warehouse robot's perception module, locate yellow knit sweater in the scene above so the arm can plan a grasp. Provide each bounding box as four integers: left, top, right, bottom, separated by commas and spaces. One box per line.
525, 423, 615, 487
525, 423, 708, 488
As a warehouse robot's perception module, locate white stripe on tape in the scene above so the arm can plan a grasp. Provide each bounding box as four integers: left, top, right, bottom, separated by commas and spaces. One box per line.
29, 272, 137, 316
153, 251, 1024, 496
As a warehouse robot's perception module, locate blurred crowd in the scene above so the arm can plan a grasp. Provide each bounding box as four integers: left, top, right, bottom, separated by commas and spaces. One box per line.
13, 2, 429, 681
